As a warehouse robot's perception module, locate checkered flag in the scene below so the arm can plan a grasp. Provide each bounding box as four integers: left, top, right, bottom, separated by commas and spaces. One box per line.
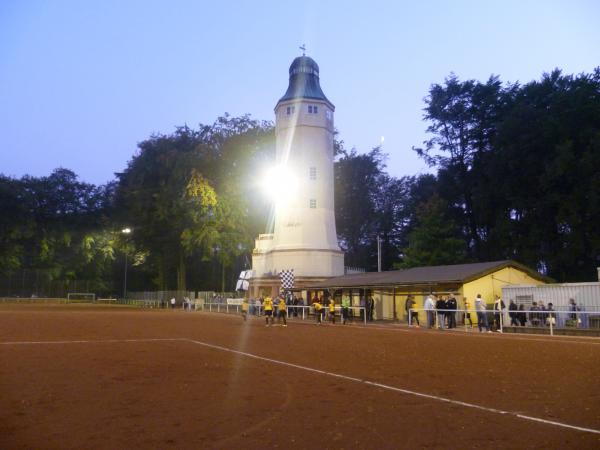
279, 269, 294, 291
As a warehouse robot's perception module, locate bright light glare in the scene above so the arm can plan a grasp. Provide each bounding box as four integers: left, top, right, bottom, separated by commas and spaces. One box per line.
260, 165, 299, 207
122, 227, 132, 234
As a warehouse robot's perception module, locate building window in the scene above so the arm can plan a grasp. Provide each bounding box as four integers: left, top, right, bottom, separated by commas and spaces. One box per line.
286, 106, 295, 115
309, 167, 316, 180
309, 199, 317, 209
308, 105, 318, 114
326, 110, 332, 121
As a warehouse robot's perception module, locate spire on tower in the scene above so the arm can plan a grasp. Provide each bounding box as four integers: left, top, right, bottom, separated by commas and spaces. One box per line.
299, 44, 306, 56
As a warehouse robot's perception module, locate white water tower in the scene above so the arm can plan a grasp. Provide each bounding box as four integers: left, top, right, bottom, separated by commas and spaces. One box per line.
250, 55, 344, 295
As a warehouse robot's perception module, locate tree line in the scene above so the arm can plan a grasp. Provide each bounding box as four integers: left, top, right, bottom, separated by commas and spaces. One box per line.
1, 68, 599, 296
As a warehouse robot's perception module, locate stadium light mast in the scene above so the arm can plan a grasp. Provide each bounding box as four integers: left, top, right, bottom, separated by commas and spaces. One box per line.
122, 228, 132, 299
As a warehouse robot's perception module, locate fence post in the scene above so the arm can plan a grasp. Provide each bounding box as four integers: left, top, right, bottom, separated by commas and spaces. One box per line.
550, 314, 554, 336
499, 310, 503, 333
363, 307, 367, 325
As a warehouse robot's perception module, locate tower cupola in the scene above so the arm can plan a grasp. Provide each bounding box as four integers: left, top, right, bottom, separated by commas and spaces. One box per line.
277, 56, 334, 109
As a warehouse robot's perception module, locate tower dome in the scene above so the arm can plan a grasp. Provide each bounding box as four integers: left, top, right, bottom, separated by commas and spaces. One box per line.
277, 56, 334, 109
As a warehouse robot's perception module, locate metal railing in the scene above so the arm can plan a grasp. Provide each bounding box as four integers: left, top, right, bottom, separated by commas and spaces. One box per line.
407, 308, 600, 335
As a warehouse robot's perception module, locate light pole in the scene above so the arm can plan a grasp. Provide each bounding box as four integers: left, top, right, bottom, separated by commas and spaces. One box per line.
377, 235, 382, 272
122, 228, 131, 298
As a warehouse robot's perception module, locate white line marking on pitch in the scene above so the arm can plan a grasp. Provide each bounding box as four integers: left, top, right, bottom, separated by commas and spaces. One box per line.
0, 338, 186, 345
184, 338, 600, 436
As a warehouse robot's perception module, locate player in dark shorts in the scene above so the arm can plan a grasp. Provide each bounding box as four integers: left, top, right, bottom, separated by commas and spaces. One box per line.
263, 296, 274, 326
277, 296, 287, 327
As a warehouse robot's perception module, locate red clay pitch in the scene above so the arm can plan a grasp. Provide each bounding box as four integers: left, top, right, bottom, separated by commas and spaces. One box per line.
1, 304, 599, 449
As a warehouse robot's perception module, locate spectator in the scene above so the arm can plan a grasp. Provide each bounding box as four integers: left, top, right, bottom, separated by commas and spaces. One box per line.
170, 297, 176, 309
508, 300, 518, 326
529, 302, 541, 327
493, 295, 506, 331
546, 302, 556, 327
424, 295, 435, 329
539, 300, 547, 324
475, 294, 490, 332
446, 294, 457, 329
292, 295, 300, 317
436, 296, 446, 329
569, 298, 581, 327
517, 304, 527, 326
341, 294, 350, 325
409, 297, 420, 327
405, 295, 413, 322
367, 295, 375, 321
463, 297, 473, 328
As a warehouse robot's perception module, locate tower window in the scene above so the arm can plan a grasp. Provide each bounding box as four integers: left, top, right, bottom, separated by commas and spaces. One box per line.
308, 105, 318, 114
310, 199, 317, 209
326, 110, 332, 121
309, 167, 317, 180
286, 106, 295, 115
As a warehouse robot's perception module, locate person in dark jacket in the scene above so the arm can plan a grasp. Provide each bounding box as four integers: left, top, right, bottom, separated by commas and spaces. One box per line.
508, 300, 518, 326
436, 296, 446, 329
446, 294, 457, 329
517, 304, 527, 326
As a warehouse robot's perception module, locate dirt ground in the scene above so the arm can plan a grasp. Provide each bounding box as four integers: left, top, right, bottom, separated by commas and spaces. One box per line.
1, 304, 599, 449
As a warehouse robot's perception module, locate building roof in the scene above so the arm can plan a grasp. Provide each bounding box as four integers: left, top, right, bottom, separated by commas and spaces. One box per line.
308, 260, 548, 289
277, 56, 334, 109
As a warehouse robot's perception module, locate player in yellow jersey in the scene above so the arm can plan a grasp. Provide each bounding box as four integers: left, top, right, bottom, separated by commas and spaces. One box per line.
328, 299, 336, 324
277, 295, 287, 327
263, 296, 274, 326
312, 299, 323, 324
241, 298, 249, 321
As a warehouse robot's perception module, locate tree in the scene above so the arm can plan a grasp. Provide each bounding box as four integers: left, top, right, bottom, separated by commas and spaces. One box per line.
334, 147, 385, 269
115, 116, 274, 291
400, 194, 467, 268
415, 68, 600, 280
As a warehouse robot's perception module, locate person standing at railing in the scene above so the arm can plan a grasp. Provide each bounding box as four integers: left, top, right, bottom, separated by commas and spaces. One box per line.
546, 302, 556, 326
292, 295, 300, 317
493, 295, 505, 332
463, 297, 473, 328
409, 297, 420, 327
446, 294, 457, 329
341, 294, 350, 325
529, 302, 541, 327
508, 299, 518, 326
568, 298, 581, 327
405, 295, 413, 323
263, 296, 274, 326
517, 304, 527, 326
475, 294, 490, 332
424, 295, 435, 329
436, 295, 446, 329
